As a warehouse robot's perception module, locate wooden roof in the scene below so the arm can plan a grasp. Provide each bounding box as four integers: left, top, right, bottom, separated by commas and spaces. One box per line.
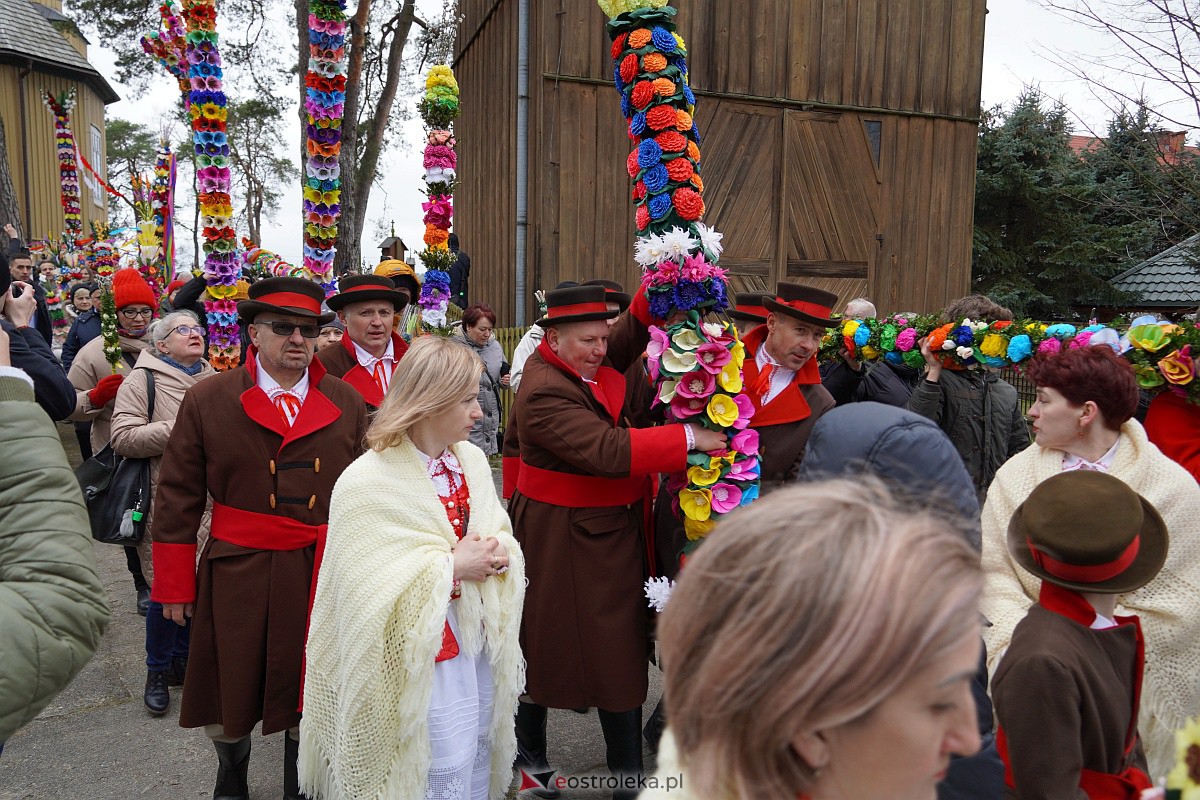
0, 0, 118, 104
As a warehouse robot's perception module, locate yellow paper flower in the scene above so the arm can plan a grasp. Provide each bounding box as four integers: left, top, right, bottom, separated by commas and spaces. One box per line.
842, 319, 860, 339
729, 341, 745, 369
596, 0, 669, 18
683, 515, 715, 541
657, 379, 678, 404
860, 345, 881, 361
707, 393, 739, 428
718, 360, 743, 393
980, 333, 1006, 358
1166, 717, 1200, 796
687, 464, 721, 487
680, 487, 712, 521
1129, 324, 1173, 352
1159, 348, 1196, 385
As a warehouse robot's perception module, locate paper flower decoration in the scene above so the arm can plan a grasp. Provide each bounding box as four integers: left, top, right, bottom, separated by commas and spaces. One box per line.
414, 64, 461, 329
41, 90, 82, 237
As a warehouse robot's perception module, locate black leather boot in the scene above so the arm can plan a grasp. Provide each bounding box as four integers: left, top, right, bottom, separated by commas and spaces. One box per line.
212, 738, 251, 800
514, 701, 560, 799
598, 707, 644, 800
284, 734, 309, 800
143, 670, 170, 715
168, 656, 188, 687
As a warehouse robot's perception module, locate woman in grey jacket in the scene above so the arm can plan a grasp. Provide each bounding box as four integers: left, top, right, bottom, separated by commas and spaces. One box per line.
0, 326, 110, 744
452, 304, 509, 456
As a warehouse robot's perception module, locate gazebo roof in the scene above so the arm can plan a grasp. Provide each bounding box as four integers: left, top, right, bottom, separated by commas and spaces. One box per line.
1110, 233, 1200, 308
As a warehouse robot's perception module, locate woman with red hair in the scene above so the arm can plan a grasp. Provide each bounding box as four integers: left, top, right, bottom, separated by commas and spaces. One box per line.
980, 344, 1200, 779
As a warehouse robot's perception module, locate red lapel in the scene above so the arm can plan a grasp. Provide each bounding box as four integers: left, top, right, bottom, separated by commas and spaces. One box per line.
536, 340, 627, 425
336, 332, 409, 407
239, 348, 343, 445
741, 326, 814, 427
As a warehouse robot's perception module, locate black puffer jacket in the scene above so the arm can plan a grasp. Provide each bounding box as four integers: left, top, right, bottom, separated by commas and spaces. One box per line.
795, 402, 1003, 800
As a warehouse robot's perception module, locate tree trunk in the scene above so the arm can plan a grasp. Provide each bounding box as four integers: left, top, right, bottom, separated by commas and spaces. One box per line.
334, 0, 374, 276
0, 116, 23, 244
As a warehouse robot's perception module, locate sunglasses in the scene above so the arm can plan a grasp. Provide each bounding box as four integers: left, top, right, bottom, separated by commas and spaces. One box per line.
171, 325, 205, 337
258, 321, 320, 338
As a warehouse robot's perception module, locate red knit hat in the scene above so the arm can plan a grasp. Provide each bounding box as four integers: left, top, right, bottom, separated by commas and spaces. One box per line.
167, 278, 187, 294
112, 269, 157, 310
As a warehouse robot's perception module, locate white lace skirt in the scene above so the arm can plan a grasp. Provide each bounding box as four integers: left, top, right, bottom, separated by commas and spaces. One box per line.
424, 604, 495, 800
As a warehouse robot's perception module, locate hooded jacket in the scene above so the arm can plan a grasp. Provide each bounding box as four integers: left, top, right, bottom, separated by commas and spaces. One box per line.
795, 402, 1003, 800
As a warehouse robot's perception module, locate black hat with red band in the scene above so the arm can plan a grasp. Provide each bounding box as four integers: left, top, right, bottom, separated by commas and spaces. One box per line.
326, 275, 411, 312
1007, 470, 1167, 594
763, 283, 840, 328
237, 277, 335, 324
581, 279, 631, 313
728, 292, 771, 324
535, 285, 620, 327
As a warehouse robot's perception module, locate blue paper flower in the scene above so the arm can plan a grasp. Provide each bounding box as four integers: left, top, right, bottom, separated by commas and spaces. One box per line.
651, 27, 676, 52
885, 351, 904, 365
648, 289, 674, 320
637, 139, 663, 169
674, 279, 704, 310
853, 323, 871, 347
642, 164, 669, 193
1045, 323, 1077, 339
648, 192, 673, 219
739, 482, 759, 506
620, 93, 632, 118
683, 86, 695, 106
951, 325, 974, 346
1006, 334, 1032, 363
629, 112, 647, 137
981, 355, 1007, 368
613, 66, 624, 92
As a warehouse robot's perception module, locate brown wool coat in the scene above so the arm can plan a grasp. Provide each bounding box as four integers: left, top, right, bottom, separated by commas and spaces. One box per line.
150, 357, 367, 737
506, 311, 686, 711
993, 601, 1148, 799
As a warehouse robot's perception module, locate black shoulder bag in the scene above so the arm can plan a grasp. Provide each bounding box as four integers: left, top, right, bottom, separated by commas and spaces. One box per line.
75, 368, 157, 545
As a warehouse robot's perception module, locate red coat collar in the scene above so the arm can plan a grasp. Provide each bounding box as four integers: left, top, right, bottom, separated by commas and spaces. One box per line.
741, 325, 816, 426
336, 331, 409, 407
240, 346, 343, 447
536, 339, 626, 425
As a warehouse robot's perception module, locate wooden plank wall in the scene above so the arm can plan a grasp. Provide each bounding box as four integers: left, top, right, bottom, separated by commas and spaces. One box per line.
0, 66, 109, 240
454, 0, 986, 324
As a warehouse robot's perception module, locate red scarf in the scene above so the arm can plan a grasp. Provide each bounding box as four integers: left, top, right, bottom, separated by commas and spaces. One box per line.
536, 339, 626, 425
740, 324, 818, 427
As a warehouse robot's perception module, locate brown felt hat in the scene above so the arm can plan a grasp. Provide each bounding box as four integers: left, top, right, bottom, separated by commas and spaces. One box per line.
582, 278, 631, 312
237, 277, 334, 324
763, 283, 839, 327
728, 291, 771, 323
326, 274, 410, 312
1007, 471, 1168, 594
534, 285, 619, 327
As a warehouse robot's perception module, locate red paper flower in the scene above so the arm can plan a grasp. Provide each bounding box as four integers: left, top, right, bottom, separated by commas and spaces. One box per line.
666, 157, 694, 182
633, 181, 647, 200
673, 187, 704, 221
627, 149, 641, 178
631, 81, 654, 109
646, 105, 677, 130
620, 53, 639, 83
656, 130, 686, 153
636, 204, 650, 230
610, 33, 627, 61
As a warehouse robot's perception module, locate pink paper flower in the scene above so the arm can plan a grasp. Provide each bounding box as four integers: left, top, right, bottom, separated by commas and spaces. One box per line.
695, 342, 732, 374
710, 482, 743, 514
1068, 331, 1094, 349
670, 394, 706, 419
676, 369, 716, 399
731, 394, 754, 430
731, 428, 759, 455
896, 327, 918, 352
1037, 338, 1062, 355
727, 456, 760, 481
647, 327, 669, 379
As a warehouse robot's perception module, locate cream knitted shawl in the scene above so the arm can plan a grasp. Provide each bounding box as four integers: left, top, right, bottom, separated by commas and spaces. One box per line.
981, 420, 1200, 779
298, 437, 525, 799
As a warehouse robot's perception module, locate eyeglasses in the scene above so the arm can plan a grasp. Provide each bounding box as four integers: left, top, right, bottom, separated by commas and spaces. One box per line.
120, 308, 155, 319
258, 321, 320, 338
171, 325, 205, 337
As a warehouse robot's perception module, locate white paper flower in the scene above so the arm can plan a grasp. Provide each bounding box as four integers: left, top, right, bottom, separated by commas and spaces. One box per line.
660, 226, 698, 261
956, 345, 974, 360
644, 576, 674, 612
694, 222, 724, 259
657, 379, 679, 404
701, 322, 725, 338
634, 235, 660, 268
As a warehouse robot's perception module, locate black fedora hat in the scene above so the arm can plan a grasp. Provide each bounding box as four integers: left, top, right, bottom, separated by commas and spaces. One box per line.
327, 275, 410, 312
237, 277, 334, 324
1007, 471, 1168, 594
728, 291, 771, 323
763, 283, 839, 327
534, 285, 620, 327
582, 278, 631, 312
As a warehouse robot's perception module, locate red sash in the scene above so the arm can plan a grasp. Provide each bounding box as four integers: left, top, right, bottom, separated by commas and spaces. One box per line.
740, 325, 816, 427
517, 461, 647, 507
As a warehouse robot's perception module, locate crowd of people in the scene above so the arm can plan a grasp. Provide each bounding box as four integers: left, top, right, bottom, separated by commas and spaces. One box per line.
3, 221, 1200, 800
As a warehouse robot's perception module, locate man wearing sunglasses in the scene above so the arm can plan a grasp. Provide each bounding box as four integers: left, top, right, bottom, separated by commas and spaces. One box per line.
317, 274, 411, 409
149, 277, 368, 800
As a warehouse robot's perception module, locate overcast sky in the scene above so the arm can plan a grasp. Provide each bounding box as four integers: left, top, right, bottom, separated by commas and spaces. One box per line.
87, 0, 1190, 271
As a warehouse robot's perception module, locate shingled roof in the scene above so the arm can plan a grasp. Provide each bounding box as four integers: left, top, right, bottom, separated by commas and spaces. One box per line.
0, 0, 118, 104
1110, 233, 1200, 307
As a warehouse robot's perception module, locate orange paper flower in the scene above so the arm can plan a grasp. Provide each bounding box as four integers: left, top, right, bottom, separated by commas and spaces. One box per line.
652, 77, 676, 97
676, 109, 693, 131
424, 224, 450, 247
642, 52, 667, 72
686, 140, 701, 162
927, 323, 955, 352
628, 28, 651, 49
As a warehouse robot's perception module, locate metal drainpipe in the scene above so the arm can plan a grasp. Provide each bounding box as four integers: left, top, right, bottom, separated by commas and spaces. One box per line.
18, 60, 33, 237
514, 0, 529, 326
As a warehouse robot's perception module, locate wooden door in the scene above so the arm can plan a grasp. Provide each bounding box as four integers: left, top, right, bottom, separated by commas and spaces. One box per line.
780, 110, 883, 308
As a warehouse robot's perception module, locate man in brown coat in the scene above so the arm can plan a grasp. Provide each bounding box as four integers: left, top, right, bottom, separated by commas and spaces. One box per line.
315, 274, 411, 409
506, 285, 724, 799
151, 277, 367, 800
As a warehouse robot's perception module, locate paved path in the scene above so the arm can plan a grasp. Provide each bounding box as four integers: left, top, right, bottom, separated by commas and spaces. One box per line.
0, 425, 664, 799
